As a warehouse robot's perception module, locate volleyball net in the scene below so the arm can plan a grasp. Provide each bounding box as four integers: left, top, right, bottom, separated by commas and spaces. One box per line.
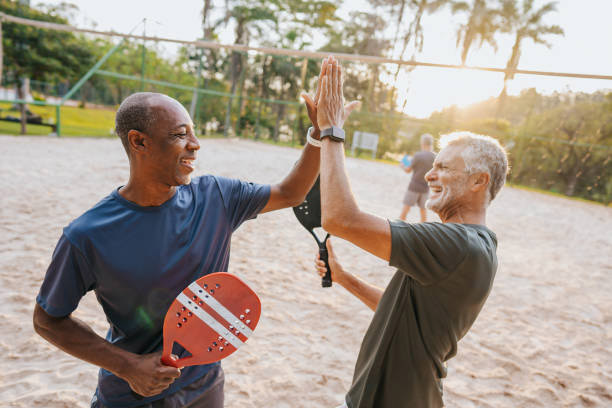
1, 12, 611, 204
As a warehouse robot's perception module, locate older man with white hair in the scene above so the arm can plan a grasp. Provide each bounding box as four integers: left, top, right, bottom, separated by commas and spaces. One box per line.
309, 57, 508, 408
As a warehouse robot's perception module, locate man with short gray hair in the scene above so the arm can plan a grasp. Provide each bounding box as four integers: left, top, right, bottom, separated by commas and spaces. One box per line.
309, 56, 509, 407
400, 133, 436, 222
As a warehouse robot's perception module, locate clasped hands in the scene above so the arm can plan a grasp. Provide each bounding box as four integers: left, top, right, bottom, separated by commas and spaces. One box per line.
301, 56, 360, 139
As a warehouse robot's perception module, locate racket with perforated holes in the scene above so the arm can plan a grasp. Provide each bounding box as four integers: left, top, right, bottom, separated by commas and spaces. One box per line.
161, 272, 261, 368
293, 177, 332, 287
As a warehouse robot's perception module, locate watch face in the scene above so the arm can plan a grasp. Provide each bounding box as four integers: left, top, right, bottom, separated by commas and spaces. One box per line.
321, 126, 345, 142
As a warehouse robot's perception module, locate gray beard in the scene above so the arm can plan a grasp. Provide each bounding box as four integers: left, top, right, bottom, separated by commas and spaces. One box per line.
426, 180, 467, 214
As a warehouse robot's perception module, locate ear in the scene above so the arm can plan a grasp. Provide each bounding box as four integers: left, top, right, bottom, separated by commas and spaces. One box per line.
127, 129, 148, 155
470, 172, 490, 194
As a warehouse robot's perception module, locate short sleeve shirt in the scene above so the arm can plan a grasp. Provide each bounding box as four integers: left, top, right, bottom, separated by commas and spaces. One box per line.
346, 221, 498, 408
36, 175, 270, 408
408, 150, 436, 193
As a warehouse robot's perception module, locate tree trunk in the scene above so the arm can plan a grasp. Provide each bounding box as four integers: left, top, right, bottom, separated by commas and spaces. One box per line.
367, 65, 378, 112
17, 78, 28, 135
224, 21, 245, 137
273, 103, 286, 142
223, 51, 241, 137
255, 56, 270, 140
498, 35, 522, 116
223, 75, 238, 137
235, 54, 248, 136
0, 20, 3, 86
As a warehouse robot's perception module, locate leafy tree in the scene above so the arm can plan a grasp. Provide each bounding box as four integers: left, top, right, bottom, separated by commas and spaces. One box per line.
451, 0, 500, 65
217, 0, 279, 136
498, 0, 564, 99
1, 0, 96, 133
321, 11, 391, 112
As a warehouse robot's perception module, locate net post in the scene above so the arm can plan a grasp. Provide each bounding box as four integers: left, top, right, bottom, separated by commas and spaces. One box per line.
55, 104, 61, 137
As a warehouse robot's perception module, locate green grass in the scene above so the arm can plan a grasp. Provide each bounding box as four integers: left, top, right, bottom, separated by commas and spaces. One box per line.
507, 182, 611, 207
0, 103, 115, 137
0, 120, 52, 135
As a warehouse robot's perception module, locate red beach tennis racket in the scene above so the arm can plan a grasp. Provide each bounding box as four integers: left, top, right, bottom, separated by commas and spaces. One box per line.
161, 272, 261, 368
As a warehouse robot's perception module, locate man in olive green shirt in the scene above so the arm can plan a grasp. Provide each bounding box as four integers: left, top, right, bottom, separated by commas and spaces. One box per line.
307, 56, 509, 407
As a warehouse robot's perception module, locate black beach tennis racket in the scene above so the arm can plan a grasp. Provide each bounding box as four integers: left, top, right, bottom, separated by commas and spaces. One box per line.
293, 177, 332, 287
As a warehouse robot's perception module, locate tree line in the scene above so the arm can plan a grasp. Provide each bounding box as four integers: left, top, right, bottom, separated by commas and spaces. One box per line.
2, 0, 611, 203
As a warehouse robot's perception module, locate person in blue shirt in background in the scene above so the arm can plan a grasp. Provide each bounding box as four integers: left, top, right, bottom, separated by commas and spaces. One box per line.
32, 86, 325, 408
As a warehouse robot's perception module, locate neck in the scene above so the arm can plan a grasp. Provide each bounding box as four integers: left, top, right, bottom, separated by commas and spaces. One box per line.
438, 203, 487, 225
119, 171, 176, 207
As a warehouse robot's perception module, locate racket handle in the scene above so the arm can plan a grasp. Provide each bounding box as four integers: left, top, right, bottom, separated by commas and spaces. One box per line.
319, 245, 332, 287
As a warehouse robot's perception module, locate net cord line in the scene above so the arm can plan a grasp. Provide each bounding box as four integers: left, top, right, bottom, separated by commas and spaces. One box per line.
2, 12, 612, 81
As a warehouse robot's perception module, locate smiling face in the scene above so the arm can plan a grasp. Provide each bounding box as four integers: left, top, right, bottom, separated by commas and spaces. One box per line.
145, 96, 199, 186
425, 145, 470, 215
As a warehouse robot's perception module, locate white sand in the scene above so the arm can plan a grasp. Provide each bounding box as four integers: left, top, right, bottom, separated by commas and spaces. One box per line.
0, 135, 611, 407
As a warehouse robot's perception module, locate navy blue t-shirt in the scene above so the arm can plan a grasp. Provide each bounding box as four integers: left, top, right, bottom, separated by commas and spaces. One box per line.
36, 175, 270, 408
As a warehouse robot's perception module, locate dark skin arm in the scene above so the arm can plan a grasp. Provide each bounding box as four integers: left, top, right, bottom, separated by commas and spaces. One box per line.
33, 304, 181, 397
259, 142, 321, 213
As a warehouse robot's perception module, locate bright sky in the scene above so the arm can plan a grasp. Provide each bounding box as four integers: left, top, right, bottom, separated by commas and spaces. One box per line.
40, 0, 612, 118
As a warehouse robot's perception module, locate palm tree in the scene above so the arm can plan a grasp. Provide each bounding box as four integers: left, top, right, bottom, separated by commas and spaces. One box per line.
451, 0, 501, 65
395, 0, 450, 60
218, 1, 278, 137
384, 0, 450, 110
498, 0, 564, 99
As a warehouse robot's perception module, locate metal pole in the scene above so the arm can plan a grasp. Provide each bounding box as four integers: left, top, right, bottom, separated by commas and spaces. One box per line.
61, 39, 125, 103
0, 17, 3, 86
55, 104, 61, 137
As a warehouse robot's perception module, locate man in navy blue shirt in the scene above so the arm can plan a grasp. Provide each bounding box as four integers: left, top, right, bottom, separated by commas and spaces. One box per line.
33, 89, 324, 407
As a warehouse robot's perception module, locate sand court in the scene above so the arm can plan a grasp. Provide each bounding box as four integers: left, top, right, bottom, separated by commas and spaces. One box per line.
0, 135, 611, 407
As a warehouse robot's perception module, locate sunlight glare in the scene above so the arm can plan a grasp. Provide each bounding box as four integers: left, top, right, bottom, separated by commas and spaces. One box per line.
394, 67, 503, 118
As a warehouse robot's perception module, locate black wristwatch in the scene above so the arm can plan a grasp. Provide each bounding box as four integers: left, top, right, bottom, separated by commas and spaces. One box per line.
320, 126, 345, 143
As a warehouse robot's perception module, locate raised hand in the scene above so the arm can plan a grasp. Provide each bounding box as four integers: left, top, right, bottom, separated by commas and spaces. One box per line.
301, 58, 329, 135
317, 56, 360, 131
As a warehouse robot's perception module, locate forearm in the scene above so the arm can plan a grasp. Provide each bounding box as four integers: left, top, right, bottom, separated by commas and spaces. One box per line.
33, 305, 135, 379
320, 139, 360, 229
277, 143, 321, 204
337, 271, 383, 312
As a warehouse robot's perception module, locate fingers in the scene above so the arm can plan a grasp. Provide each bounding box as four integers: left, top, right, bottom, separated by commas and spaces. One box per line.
327, 60, 334, 97
319, 76, 328, 104
331, 58, 338, 95
343, 100, 361, 121
158, 366, 181, 378
314, 58, 328, 104
325, 238, 334, 255
301, 92, 313, 106
337, 64, 343, 98
301, 92, 315, 112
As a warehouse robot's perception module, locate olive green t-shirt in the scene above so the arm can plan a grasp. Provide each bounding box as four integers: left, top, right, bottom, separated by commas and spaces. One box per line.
345, 221, 498, 408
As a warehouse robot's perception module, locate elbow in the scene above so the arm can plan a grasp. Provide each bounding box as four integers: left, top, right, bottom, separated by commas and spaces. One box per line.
285, 195, 305, 208
322, 213, 350, 236
33, 304, 55, 338
33, 306, 45, 336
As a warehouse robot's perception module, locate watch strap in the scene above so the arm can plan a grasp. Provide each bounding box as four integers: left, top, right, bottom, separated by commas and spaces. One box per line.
306, 127, 322, 147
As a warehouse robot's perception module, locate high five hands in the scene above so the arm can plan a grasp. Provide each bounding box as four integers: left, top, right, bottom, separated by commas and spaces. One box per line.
301, 56, 360, 135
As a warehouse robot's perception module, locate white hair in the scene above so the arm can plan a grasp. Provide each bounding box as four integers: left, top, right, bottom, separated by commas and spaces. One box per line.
439, 131, 509, 203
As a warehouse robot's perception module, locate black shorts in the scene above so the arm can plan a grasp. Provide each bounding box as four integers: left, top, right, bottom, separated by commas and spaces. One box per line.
91, 365, 224, 408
